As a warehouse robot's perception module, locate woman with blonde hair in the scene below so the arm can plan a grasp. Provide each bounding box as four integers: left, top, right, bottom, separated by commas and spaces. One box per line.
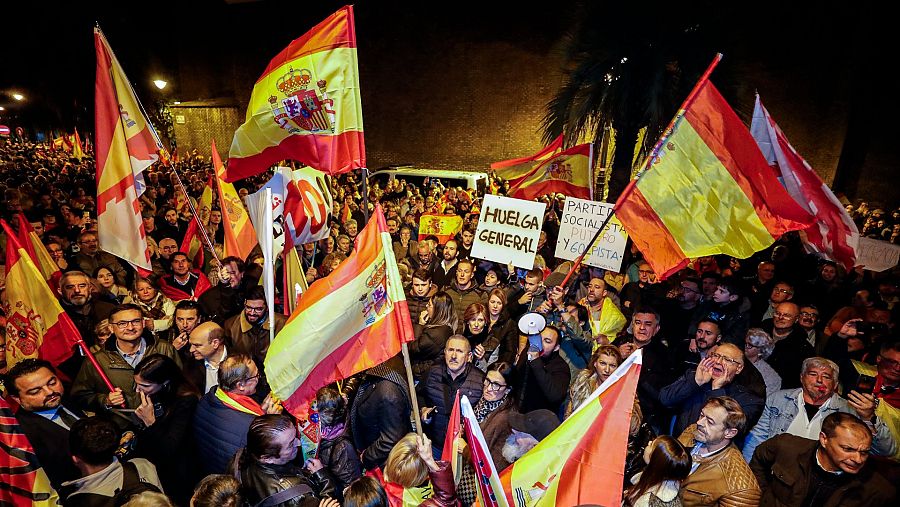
381, 433, 459, 506
124, 278, 175, 333
566, 345, 624, 417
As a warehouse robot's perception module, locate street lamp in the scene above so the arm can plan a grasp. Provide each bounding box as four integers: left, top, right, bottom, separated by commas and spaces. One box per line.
153, 79, 168, 90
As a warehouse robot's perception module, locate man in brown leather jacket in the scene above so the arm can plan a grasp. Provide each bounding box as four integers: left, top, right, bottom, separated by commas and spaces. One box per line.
749, 412, 895, 507
677, 396, 761, 506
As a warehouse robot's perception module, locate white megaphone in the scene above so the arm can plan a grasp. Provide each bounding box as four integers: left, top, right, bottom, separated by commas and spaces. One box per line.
518, 312, 546, 352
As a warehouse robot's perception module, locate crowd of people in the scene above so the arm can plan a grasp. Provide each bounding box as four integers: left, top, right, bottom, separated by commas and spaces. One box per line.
1, 139, 900, 506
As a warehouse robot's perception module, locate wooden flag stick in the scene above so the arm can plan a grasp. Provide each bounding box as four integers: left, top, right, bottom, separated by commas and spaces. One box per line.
401, 342, 424, 438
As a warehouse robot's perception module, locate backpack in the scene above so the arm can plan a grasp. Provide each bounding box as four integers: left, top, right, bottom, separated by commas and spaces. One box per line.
65, 461, 162, 507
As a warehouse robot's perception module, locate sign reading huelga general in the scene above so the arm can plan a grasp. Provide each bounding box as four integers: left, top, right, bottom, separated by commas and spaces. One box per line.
554, 197, 628, 272
471, 195, 546, 269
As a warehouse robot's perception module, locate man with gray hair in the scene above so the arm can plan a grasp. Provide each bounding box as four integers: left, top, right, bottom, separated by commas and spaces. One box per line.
743, 356, 896, 461
743, 328, 782, 397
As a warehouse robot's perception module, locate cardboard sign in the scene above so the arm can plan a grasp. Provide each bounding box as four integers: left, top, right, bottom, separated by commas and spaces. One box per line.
554, 197, 628, 272
856, 237, 900, 272
471, 195, 545, 268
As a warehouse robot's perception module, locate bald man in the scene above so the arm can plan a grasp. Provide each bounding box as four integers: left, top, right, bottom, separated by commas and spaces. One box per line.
184, 322, 229, 394
763, 302, 815, 389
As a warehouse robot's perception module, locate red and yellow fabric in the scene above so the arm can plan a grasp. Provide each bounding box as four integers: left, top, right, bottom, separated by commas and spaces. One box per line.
212, 140, 258, 260
15, 213, 61, 291
461, 396, 508, 507
265, 205, 415, 417
95, 27, 165, 271
508, 143, 593, 201
72, 128, 85, 160
1, 220, 79, 371
214, 387, 265, 416
180, 216, 205, 268
614, 79, 814, 280
1, 397, 59, 506
418, 214, 463, 245
225, 5, 365, 181
366, 467, 434, 507
491, 135, 563, 188
498, 352, 641, 506
282, 237, 308, 316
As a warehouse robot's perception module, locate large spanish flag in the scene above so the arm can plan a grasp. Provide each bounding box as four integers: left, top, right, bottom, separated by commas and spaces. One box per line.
225, 5, 365, 181
15, 213, 61, 291
0, 397, 59, 506
491, 135, 563, 188
1, 220, 79, 371
212, 140, 258, 260
499, 351, 641, 507
265, 205, 415, 416
614, 58, 813, 279
508, 143, 593, 201
95, 27, 166, 271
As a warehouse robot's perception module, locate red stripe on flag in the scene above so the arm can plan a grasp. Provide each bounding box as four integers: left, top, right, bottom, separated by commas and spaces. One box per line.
511, 179, 592, 201
685, 83, 812, 236
225, 130, 365, 182
615, 185, 690, 280
257, 5, 357, 82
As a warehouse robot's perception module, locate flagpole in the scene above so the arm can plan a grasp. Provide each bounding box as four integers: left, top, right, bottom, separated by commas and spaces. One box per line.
170, 165, 222, 267
557, 212, 614, 289
265, 188, 276, 348
401, 342, 424, 438
361, 168, 370, 224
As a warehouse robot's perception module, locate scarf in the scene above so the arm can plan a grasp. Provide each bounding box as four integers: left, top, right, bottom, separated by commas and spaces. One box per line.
215, 388, 264, 416
319, 422, 346, 441
473, 394, 506, 423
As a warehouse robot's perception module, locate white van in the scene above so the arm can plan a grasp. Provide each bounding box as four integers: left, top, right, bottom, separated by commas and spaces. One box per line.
369, 166, 489, 196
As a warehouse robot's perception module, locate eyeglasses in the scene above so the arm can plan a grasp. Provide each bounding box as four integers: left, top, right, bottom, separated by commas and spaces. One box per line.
638, 270, 654, 275
112, 318, 143, 329
744, 342, 760, 349
680, 285, 700, 294
879, 355, 900, 370
709, 352, 741, 367
244, 305, 266, 313
774, 288, 793, 295
773, 312, 798, 319
242, 373, 261, 383
483, 379, 508, 391
800, 311, 819, 318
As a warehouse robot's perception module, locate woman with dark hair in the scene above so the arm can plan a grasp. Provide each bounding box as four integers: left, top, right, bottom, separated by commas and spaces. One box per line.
93, 266, 128, 304
476, 361, 520, 471
315, 385, 362, 501
342, 476, 388, 507
461, 302, 489, 353
484, 288, 518, 366
623, 436, 691, 507
409, 291, 457, 380
132, 353, 201, 504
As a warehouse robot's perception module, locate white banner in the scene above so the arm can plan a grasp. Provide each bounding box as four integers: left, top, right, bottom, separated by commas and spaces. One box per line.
856, 237, 900, 272
471, 195, 545, 269
554, 197, 628, 272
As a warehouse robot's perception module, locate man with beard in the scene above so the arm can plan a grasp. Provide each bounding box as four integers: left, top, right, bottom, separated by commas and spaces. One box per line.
743, 357, 895, 461
167, 300, 205, 358
158, 251, 212, 302
661, 343, 765, 436
432, 239, 459, 288
420, 336, 484, 451
57, 271, 116, 378
516, 325, 571, 413
678, 397, 761, 506
71, 304, 182, 411
224, 286, 286, 378
403, 241, 438, 274
577, 277, 626, 344
156, 207, 185, 244
72, 231, 128, 286
444, 259, 486, 325
151, 237, 179, 281
750, 413, 895, 506
7, 359, 84, 489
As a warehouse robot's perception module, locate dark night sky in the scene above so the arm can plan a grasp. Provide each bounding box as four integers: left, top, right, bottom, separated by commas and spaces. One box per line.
2, 0, 894, 202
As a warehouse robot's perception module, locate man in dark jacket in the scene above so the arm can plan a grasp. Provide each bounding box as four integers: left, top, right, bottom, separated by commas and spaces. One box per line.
660, 343, 765, 436
198, 256, 249, 324
444, 259, 486, 324
691, 277, 751, 347
194, 354, 271, 476
406, 268, 437, 324
420, 336, 484, 450
750, 412, 895, 506
516, 325, 571, 414
57, 270, 116, 379
348, 356, 412, 470
231, 414, 335, 507
761, 301, 815, 388
6, 359, 84, 490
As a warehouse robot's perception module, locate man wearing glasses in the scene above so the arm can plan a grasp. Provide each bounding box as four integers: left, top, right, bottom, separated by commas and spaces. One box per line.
71, 303, 182, 412
224, 286, 286, 383
661, 343, 765, 436
761, 302, 815, 389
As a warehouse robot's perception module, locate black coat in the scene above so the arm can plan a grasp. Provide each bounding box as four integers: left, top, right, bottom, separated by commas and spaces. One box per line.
135, 394, 200, 504
349, 365, 412, 470
236, 455, 335, 507
15, 404, 83, 490
420, 363, 484, 448
193, 387, 256, 476
409, 323, 454, 380
761, 320, 815, 389
516, 349, 571, 414
317, 433, 362, 501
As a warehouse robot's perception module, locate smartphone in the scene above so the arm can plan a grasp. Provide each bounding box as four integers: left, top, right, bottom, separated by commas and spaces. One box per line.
855, 374, 877, 395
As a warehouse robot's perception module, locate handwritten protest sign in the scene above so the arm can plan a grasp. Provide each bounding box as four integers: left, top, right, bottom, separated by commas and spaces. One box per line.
856, 237, 900, 272
554, 197, 628, 272
471, 195, 545, 268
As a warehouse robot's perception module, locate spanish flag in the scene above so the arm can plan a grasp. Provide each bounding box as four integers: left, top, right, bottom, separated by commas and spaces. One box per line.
417, 213, 463, 245
1, 220, 79, 371
499, 351, 641, 506
225, 5, 365, 181
265, 205, 415, 416
95, 27, 166, 271
508, 143, 594, 201
491, 135, 563, 188
212, 140, 257, 260
15, 213, 61, 291
614, 56, 814, 279
0, 397, 59, 506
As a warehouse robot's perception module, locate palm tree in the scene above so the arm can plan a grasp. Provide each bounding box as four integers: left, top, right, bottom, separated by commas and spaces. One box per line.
542, 2, 725, 202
